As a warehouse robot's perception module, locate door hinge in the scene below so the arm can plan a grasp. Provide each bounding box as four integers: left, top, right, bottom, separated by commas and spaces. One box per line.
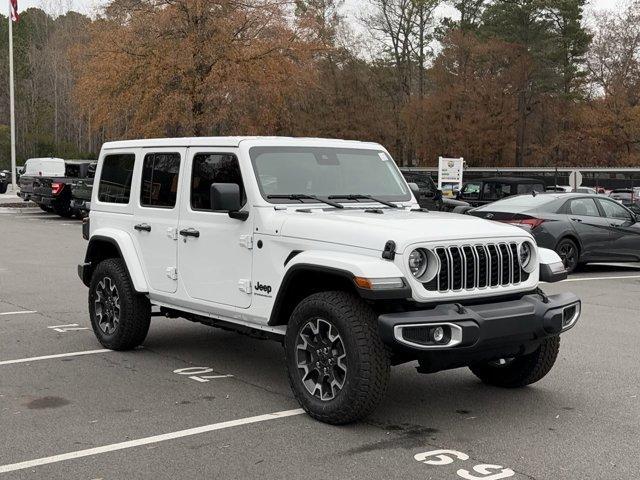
239, 235, 253, 250
166, 267, 178, 280
238, 279, 252, 294
166, 227, 178, 241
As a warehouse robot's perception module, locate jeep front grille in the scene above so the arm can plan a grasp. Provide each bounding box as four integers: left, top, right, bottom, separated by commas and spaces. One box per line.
423, 243, 529, 292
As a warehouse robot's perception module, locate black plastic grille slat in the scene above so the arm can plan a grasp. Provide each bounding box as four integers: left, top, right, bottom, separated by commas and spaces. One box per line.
476, 246, 488, 288
450, 247, 463, 290
422, 242, 526, 293
463, 246, 475, 289
488, 245, 500, 286
436, 248, 448, 292
510, 243, 521, 284
499, 244, 510, 285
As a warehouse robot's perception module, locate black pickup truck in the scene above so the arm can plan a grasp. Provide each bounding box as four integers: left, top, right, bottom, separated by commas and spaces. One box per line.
70, 163, 96, 218
31, 160, 96, 217
401, 170, 470, 212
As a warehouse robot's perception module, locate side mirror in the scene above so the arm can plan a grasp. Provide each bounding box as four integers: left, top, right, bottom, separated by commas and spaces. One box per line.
408, 182, 420, 198
210, 183, 248, 221
434, 189, 443, 202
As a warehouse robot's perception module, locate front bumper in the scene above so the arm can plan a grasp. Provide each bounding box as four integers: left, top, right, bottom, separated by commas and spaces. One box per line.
378, 292, 580, 371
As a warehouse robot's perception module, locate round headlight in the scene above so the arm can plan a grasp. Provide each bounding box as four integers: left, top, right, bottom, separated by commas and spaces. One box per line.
408, 249, 428, 279
519, 242, 533, 269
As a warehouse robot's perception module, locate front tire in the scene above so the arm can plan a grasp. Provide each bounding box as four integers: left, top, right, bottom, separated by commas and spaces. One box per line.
469, 336, 560, 388
88, 258, 151, 351
284, 291, 390, 424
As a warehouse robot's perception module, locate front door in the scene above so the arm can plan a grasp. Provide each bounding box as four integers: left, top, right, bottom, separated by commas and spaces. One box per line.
565, 197, 611, 260
597, 198, 640, 261
178, 150, 253, 309
132, 148, 185, 294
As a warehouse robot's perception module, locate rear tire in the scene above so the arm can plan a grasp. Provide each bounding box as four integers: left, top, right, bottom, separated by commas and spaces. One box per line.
556, 238, 579, 273
0, 183, 7, 194
88, 258, 151, 351
284, 291, 390, 424
469, 336, 560, 388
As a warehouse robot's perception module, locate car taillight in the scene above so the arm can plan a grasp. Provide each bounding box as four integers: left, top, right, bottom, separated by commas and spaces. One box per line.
51, 182, 63, 195
505, 218, 545, 229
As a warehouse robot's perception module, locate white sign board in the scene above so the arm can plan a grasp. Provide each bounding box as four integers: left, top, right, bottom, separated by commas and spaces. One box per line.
438, 157, 464, 195
569, 170, 583, 190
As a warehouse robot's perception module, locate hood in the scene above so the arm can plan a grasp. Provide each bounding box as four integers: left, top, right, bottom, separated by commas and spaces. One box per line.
278, 208, 530, 252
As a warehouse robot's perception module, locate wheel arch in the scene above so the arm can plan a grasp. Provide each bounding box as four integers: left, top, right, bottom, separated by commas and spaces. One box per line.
81, 231, 148, 293
556, 233, 582, 257
268, 251, 409, 326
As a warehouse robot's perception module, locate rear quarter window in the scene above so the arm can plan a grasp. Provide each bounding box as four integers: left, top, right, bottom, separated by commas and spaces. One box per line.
98, 154, 135, 204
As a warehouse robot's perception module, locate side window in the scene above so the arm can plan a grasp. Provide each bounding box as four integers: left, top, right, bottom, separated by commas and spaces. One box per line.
98, 154, 135, 204
482, 182, 510, 200
599, 199, 632, 220
140, 153, 181, 208
191, 153, 246, 211
461, 183, 480, 199
569, 198, 600, 217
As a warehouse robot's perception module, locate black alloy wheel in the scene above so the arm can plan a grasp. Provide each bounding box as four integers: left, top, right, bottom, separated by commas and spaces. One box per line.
94, 276, 121, 335
556, 238, 579, 273
295, 318, 348, 401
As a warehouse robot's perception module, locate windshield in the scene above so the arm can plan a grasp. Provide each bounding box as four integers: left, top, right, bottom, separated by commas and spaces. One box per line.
250, 147, 411, 203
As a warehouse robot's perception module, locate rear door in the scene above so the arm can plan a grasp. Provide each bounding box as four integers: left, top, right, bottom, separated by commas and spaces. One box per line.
597, 198, 640, 261
565, 197, 611, 259
132, 149, 185, 294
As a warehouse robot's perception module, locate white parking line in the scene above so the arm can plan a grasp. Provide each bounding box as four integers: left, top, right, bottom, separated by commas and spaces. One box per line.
0, 409, 305, 474
0, 349, 111, 366
563, 275, 640, 283
0, 310, 38, 316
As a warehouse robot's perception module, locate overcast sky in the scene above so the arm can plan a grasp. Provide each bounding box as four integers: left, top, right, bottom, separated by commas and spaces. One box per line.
1, 0, 626, 25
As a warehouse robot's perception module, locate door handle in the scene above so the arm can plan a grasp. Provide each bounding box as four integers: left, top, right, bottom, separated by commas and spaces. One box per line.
134, 223, 151, 232
179, 228, 200, 238
570, 218, 582, 223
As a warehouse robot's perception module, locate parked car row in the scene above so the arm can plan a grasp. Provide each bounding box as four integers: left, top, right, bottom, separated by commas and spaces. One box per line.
17, 157, 96, 218
399, 171, 640, 273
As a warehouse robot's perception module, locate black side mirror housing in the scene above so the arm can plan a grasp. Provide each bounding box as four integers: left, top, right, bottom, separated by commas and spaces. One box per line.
210, 183, 248, 221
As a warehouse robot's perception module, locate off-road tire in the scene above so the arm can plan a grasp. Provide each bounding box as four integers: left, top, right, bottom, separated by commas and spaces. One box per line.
0, 183, 7, 194
39, 204, 52, 212
284, 291, 390, 424
469, 336, 560, 388
88, 258, 151, 351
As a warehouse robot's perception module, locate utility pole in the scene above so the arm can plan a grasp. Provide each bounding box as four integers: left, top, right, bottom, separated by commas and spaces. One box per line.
8, 0, 17, 192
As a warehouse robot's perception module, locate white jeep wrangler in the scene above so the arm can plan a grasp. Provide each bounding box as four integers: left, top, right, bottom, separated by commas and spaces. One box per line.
79, 137, 580, 424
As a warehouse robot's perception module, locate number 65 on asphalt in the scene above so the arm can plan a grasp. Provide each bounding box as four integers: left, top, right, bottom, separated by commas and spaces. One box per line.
414, 450, 515, 479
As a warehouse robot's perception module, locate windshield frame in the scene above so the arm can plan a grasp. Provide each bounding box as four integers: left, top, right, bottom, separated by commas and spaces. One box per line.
249, 146, 412, 205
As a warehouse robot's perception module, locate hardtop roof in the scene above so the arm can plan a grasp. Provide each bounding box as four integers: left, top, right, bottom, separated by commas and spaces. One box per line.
101, 136, 380, 150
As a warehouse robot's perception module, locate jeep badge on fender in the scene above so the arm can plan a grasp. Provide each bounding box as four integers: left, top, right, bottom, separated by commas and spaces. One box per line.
78, 137, 580, 425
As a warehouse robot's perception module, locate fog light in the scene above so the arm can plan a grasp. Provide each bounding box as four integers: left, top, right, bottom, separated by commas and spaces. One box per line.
432, 326, 445, 343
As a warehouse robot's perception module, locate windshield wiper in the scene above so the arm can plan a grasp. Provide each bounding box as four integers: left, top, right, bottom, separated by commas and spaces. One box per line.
328, 194, 400, 208
267, 194, 344, 209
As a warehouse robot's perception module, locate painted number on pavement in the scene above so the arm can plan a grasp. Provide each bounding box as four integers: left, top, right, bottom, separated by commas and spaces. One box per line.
415, 450, 515, 479
173, 367, 233, 383
47, 324, 89, 333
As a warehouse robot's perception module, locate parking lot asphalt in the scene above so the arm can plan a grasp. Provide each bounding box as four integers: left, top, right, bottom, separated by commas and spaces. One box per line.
1, 208, 639, 479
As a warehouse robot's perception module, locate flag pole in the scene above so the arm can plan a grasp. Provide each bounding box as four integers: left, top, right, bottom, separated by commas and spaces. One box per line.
8, 5, 17, 192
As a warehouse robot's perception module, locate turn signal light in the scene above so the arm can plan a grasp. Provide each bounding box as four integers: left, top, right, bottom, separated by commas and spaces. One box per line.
51, 182, 63, 196
354, 277, 405, 290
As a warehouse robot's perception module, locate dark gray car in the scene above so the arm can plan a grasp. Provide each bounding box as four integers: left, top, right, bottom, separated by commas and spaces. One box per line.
469, 193, 640, 273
